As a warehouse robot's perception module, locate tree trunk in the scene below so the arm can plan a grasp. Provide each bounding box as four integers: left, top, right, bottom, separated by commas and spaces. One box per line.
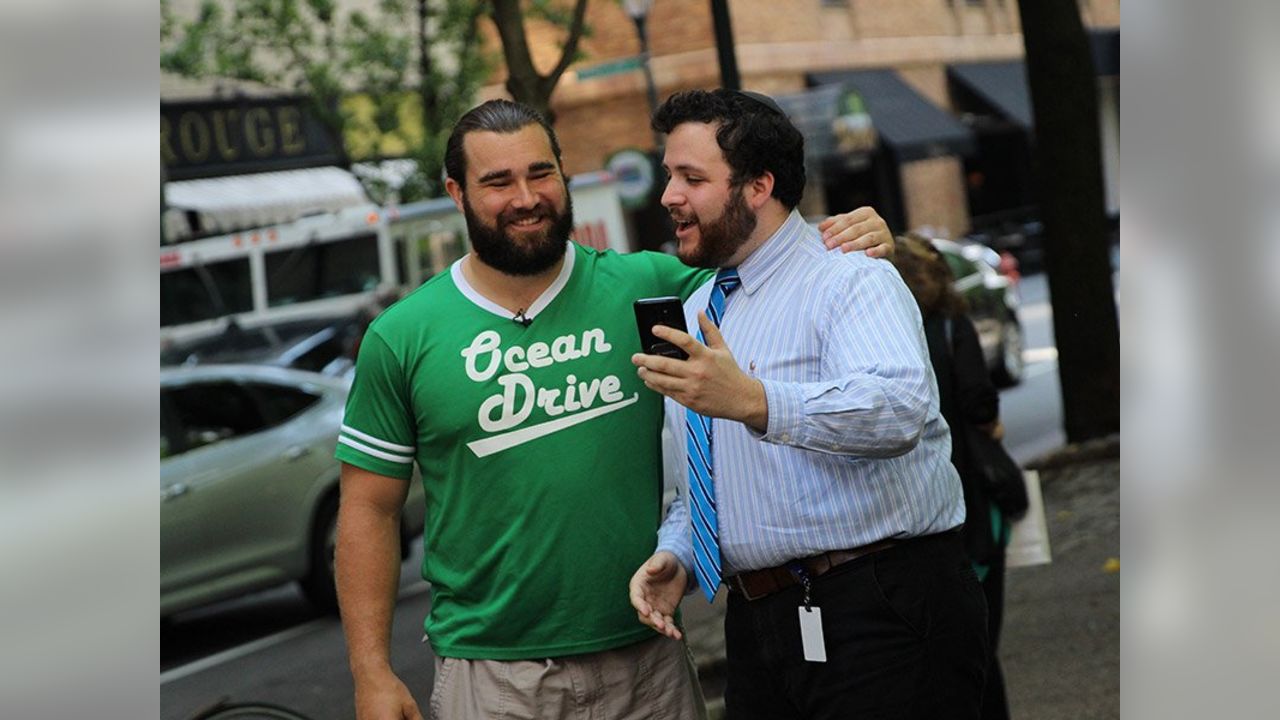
489, 0, 551, 119
1016, 0, 1120, 442
419, 0, 438, 134
488, 0, 589, 124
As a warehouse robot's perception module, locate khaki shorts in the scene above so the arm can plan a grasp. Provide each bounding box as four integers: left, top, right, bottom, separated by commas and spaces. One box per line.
428, 635, 707, 720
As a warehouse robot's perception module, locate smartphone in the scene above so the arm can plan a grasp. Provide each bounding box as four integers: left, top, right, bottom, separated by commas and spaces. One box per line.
633, 296, 690, 360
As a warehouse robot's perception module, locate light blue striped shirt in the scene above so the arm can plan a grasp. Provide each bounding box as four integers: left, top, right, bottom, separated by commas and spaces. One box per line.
656, 210, 965, 581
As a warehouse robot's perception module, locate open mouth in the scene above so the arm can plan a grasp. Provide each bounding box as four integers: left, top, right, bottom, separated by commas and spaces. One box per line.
672, 217, 697, 236
505, 213, 548, 230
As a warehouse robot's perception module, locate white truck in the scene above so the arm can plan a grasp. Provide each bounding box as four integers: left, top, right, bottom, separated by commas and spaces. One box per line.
161, 170, 631, 347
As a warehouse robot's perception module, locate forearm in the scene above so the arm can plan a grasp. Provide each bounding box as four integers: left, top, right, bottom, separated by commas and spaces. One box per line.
751, 262, 935, 457
756, 372, 932, 457
336, 500, 404, 680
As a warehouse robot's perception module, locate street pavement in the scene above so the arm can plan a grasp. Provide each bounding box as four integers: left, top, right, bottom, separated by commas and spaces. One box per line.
678, 439, 1120, 720
1004, 443, 1120, 719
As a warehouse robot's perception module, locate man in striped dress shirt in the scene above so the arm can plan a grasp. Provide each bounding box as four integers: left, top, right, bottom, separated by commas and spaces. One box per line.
629, 89, 989, 719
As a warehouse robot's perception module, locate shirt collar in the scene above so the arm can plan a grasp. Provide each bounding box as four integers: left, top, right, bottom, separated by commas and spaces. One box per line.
733, 210, 809, 296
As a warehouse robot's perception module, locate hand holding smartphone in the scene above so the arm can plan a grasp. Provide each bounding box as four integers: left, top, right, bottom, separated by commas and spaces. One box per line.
633, 297, 689, 360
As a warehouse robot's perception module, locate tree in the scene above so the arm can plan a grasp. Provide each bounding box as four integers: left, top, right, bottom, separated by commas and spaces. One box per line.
487, 0, 590, 122
1015, 0, 1120, 441
161, 0, 490, 202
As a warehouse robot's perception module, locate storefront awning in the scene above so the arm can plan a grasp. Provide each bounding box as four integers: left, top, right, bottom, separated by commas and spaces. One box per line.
164, 166, 369, 241
806, 69, 976, 162
947, 61, 1034, 129
948, 29, 1119, 130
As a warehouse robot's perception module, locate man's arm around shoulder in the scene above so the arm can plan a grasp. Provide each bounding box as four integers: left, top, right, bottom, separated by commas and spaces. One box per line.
336, 463, 423, 720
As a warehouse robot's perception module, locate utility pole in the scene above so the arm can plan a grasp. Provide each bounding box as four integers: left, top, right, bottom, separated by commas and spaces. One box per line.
709, 0, 740, 90
1016, 0, 1119, 441
624, 0, 664, 150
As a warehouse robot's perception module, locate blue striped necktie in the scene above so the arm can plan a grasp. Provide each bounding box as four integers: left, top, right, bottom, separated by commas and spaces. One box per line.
686, 268, 742, 602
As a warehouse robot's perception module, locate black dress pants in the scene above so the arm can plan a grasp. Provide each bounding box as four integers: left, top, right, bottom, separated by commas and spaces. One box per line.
723, 532, 989, 720
979, 551, 1010, 720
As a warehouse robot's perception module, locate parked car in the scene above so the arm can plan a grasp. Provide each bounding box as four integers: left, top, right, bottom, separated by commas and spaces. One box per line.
160, 312, 366, 378
932, 238, 1025, 387
965, 217, 1045, 275
161, 365, 425, 619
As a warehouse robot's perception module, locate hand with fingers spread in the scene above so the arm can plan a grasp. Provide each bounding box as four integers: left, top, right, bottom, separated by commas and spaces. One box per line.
629, 551, 688, 640
819, 205, 895, 259
632, 313, 769, 432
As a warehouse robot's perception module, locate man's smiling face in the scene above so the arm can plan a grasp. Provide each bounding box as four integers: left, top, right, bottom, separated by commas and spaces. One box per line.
660, 121, 757, 269
453, 124, 574, 276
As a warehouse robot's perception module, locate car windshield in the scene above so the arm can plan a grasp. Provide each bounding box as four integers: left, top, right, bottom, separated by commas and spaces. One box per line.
161, 316, 350, 366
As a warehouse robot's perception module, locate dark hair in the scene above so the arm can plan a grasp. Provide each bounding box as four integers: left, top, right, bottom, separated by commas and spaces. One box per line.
892, 233, 969, 318
651, 89, 806, 209
444, 100, 563, 187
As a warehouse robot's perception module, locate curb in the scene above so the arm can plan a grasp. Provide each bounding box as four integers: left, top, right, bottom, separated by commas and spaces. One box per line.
1025, 433, 1119, 472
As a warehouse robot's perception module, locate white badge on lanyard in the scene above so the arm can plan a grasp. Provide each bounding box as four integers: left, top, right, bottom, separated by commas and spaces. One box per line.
798, 606, 827, 662
788, 561, 827, 662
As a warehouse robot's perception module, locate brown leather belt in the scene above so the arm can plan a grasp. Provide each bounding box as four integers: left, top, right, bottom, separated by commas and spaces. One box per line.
725, 539, 898, 602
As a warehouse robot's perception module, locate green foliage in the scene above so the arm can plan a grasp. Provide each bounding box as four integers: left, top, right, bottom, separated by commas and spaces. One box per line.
160, 0, 491, 203
525, 0, 575, 27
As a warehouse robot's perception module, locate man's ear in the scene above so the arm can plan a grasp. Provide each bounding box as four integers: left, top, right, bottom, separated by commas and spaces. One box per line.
745, 171, 775, 210
445, 176, 465, 212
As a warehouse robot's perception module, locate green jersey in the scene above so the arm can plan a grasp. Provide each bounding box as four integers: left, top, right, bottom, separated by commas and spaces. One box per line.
336, 243, 708, 660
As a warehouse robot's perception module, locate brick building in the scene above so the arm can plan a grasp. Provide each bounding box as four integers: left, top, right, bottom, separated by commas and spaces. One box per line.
479, 0, 1120, 242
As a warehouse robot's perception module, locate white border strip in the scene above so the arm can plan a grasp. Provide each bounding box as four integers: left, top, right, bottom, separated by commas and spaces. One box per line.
338, 435, 414, 463
161, 583, 430, 685
340, 425, 414, 453
160, 622, 318, 685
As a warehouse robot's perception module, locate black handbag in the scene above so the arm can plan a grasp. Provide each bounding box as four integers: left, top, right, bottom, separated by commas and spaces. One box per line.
964, 424, 1029, 520
944, 317, 1029, 520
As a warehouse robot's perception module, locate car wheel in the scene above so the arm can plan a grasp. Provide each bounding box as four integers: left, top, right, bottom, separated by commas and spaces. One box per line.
992, 317, 1025, 388
301, 493, 340, 614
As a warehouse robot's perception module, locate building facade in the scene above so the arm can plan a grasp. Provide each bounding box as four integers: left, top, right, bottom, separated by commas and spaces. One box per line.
480, 0, 1120, 240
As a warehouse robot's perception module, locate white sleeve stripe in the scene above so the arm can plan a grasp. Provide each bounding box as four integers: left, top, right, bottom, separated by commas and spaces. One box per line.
338, 435, 414, 464
340, 424, 415, 453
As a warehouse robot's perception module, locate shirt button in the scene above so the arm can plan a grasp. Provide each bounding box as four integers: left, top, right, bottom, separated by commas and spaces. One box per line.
780, 433, 791, 442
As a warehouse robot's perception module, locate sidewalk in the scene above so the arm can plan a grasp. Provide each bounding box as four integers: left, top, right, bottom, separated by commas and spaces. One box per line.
1004, 437, 1120, 719
679, 437, 1120, 720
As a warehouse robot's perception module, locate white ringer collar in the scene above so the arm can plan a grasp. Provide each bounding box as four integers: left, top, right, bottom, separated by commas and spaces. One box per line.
450, 241, 576, 321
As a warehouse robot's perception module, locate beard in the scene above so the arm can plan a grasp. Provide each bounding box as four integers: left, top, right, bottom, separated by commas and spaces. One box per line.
673, 187, 758, 269
463, 191, 575, 276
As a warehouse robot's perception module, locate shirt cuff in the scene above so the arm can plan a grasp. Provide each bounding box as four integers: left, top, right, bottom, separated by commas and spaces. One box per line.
655, 532, 696, 595
756, 378, 805, 445
656, 536, 693, 575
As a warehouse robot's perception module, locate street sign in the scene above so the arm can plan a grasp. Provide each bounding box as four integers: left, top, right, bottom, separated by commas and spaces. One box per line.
577, 56, 644, 81
605, 149, 655, 210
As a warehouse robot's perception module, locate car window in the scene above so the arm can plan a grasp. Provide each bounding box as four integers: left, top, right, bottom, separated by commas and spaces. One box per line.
161, 259, 253, 327
248, 382, 323, 425
166, 381, 268, 453
290, 335, 346, 373
160, 395, 178, 459
161, 420, 174, 460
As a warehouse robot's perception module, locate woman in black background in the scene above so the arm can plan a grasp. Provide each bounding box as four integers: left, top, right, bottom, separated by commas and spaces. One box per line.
893, 233, 1012, 720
